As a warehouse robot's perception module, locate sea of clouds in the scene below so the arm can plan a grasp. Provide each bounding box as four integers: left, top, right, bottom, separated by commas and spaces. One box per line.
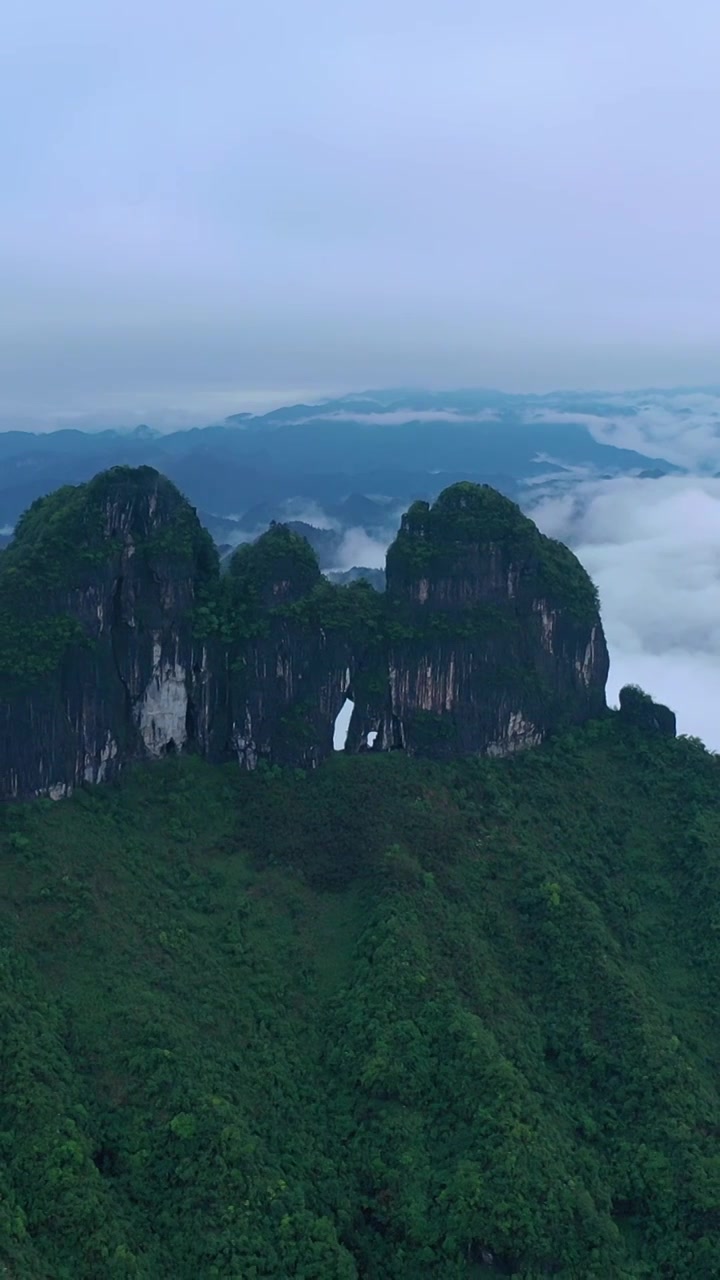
517, 389, 720, 746
559, 389, 720, 471
527, 474, 720, 749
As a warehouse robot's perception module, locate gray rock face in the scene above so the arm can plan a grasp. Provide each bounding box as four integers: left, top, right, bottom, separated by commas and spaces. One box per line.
0, 468, 214, 799
346, 484, 609, 759
226, 628, 353, 771
0, 471, 615, 801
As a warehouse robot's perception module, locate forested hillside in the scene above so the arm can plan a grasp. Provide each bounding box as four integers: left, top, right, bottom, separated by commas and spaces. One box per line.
1, 712, 719, 1278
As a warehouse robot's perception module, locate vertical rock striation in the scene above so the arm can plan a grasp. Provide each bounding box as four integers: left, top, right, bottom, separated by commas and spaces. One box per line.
218, 524, 357, 770
347, 483, 609, 758
0, 467, 217, 798
0, 470, 613, 800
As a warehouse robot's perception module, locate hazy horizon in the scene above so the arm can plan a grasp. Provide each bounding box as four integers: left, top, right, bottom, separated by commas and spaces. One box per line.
5, 381, 720, 436
4, 1, 720, 405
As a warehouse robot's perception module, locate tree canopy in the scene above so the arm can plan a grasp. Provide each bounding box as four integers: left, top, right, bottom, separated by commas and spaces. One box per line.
0, 712, 718, 1277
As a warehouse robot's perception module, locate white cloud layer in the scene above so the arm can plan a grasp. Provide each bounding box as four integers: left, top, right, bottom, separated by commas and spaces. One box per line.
527, 389, 720, 471
332, 528, 389, 572
528, 475, 720, 748
287, 409, 501, 426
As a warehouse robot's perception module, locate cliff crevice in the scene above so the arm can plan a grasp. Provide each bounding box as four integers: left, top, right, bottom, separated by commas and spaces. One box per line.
0, 470, 617, 799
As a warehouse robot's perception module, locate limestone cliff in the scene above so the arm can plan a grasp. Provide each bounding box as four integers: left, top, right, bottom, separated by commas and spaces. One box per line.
215, 524, 358, 770
0, 470, 615, 800
0, 467, 217, 798
347, 483, 608, 758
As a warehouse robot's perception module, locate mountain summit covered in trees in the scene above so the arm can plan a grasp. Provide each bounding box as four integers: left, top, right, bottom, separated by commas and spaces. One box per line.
0, 468, 622, 801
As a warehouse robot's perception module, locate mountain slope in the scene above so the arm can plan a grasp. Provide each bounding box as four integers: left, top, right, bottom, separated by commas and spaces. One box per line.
0, 716, 719, 1278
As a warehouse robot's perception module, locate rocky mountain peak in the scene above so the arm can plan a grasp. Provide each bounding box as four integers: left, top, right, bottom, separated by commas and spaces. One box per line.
0, 471, 630, 800
386, 482, 600, 623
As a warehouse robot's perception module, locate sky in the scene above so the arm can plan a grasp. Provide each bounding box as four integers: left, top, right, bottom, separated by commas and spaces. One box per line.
527, 475, 720, 749
3, 0, 720, 420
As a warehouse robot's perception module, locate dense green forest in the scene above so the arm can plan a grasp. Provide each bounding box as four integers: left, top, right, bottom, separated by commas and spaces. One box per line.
1, 713, 719, 1278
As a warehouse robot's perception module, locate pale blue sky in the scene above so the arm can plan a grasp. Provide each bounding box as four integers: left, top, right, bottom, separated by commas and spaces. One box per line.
2, 0, 720, 419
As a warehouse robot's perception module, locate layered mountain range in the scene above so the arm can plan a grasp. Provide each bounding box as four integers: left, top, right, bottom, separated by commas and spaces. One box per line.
0, 466, 674, 802
0, 389, 680, 536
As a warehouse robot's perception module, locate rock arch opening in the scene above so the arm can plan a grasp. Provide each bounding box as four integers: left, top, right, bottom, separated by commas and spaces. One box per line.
333, 698, 354, 750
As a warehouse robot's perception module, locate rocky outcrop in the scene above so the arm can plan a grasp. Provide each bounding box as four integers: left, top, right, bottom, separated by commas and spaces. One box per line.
221, 525, 355, 769
618, 684, 677, 736
0, 467, 217, 799
0, 470, 614, 800
346, 483, 609, 759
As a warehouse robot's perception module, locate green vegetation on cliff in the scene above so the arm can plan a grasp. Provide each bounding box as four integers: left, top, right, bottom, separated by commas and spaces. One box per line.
387, 482, 599, 623
7, 467, 216, 588
0, 468, 217, 694
0, 473, 605, 713
227, 523, 321, 606
0, 715, 719, 1278
195, 523, 384, 648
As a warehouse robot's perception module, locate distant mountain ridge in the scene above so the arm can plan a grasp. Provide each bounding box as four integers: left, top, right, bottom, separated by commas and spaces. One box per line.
0, 389, 680, 533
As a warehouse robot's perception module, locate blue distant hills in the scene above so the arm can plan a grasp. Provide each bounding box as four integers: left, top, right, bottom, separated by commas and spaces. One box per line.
0, 389, 682, 546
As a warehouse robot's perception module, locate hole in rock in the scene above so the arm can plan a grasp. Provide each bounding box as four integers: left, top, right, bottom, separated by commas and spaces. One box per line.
334, 698, 354, 750
367, 729, 378, 748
